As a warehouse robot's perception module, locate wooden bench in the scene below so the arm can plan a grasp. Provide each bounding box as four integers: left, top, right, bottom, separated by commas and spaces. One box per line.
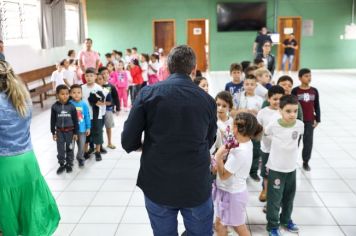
19, 65, 56, 108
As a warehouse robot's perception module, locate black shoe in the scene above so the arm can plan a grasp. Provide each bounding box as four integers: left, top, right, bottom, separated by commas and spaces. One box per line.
95, 152, 102, 161
56, 165, 66, 175
303, 162, 311, 171
66, 165, 73, 173
78, 159, 85, 167
250, 173, 261, 182
84, 152, 91, 160
88, 147, 95, 154
100, 147, 108, 154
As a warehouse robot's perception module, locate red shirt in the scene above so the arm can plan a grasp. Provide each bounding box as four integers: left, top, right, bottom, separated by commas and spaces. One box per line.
292, 87, 321, 122
130, 66, 144, 85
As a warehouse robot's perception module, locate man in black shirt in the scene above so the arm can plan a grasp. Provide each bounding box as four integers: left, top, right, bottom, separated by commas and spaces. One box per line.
282, 33, 298, 72
253, 27, 272, 58
121, 45, 217, 236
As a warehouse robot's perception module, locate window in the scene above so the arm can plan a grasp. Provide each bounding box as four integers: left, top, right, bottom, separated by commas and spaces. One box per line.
0, 0, 40, 44
65, 3, 79, 42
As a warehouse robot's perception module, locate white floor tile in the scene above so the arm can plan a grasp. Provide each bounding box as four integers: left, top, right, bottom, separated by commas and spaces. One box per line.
293, 192, 324, 207
76, 168, 112, 180
46, 179, 73, 191
100, 179, 137, 192
329, 208, 356, 225
303, 168, 340, 179
57, 191, 97, 206
128, 190, 145, 206
318, 193, 356, 207
58, 206, 87, 223
52, 224, 76, 236
65, 179, 105, 191
79, 206, 125, 223
294, 226, 345, 236
71, 224, 118, 236
121, 207, 150, 223
108, 169, 139, 179
291, 207, 336, 225
341, 226, 356, 236
115, 224, 154, 236
91, 192, 132, 206
310, 179, 352, 192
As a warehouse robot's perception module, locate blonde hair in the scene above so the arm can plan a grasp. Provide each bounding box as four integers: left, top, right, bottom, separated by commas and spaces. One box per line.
0, 60, 30, 117
255, 67, 271, 78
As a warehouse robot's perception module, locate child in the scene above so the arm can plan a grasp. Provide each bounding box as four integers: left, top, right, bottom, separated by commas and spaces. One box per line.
50, 85, 78, 174
140, 53, 149, 87
125, 48, 132, 66
148, 53, 160, 85
256, 85, 285, 203
193, 76, 209, 93
244, 65, 259, 78
113, 60, 129, 111
254, 58, 265, 68
81, 68, 105, 161
213, 112, 263, 236
158, 56, 170, 81
107, 62, 118, 82
255, 67, 272, 100
51, 61, 66, 90
99, 66, 120, 149
291, 69, 320, 171
237, 75, 263, 181
255, 40, 275, 76
225, 63, 244, 109
70, 84, 91, 167
265, 95, 304, 236
130, 58, 144, 103
63, 59, 76, 86
132, 47, 139, 59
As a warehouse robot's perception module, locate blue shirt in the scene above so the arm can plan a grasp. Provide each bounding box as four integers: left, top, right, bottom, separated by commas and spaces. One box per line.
121, 73, 217, 208
70, 100, 91, 133
0, 92, 33, 156
225, 81, 244, 108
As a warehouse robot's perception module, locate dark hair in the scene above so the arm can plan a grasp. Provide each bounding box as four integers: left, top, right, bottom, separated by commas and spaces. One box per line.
268, 85, 285, 98
254, 58, 264, 65
0, 40, 3, 44
279, 95, 298, 109
234, 112, 263, 138
131, 58, 140, 66
244, 65, 258, 76
56, 84, 69, 94
98, 66, 108, 74
262, 40, 272, 46
230, 63, 242, 73
193, 76, 207, 86
277, 75, 293, 85
116, 51, 123, 57
240, 61, 251, 72
69, 59, 75, 65
215, 91, 233, 109
195, 70, 202, 77
85, 38, 93, 43
150, 53, 159, 61
126, 48, 132, 53
67, 50, 75, 57
141, 53, 149, 62
167, 45, 196, 74
244, 74, 257, 81
298, 68, 311, 78
60, 59, 67, 66
85, 67, 96, 74
105, 53, 112, 58
132, 47, 137, 51
70, 84, 82, 91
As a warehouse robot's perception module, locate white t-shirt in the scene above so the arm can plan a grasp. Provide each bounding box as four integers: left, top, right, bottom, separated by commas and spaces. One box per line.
238, 92, 263, 111
216, 141, 253, 193
148, 61, 160, 75
63, 69, 76, 86
81, 83, 103, 120
265, 119, 304, 173
255, 83, 268, 100
141, 61, 148, 82
257, 107, 281, 153
211, 117, 234, 153
51, 70, 65, 88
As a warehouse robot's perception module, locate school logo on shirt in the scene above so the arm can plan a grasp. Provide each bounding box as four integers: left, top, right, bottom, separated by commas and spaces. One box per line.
273, 178, 281, 189
292, 131, 299, 140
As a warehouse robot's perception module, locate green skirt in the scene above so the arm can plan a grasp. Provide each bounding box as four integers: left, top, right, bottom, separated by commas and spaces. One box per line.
0, 151, 60, 236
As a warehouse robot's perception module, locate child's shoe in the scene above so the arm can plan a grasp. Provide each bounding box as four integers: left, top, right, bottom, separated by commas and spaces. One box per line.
78, 159, 85, 167
263, 204, 267, 213
282, 220, 299, 233
56, 165, 66, 175
259, 189, 267, 202
100, 147, 108, 154
88, 147, 95, 154
268, 228, 282, 236
107, 144, 116, 149
303, 162, 311, 171
65, 164, 73, 173
84, 152, 91, 160
95, 152, 102, 161
250, 173, 261, 182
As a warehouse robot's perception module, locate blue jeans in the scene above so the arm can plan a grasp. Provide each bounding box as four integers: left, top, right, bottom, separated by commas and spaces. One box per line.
144, 195, 214, 236
282, 54, 295, 71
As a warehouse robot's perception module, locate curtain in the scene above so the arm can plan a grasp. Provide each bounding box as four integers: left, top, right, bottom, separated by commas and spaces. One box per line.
51, 0, 65, 47
78, 0, 86, 44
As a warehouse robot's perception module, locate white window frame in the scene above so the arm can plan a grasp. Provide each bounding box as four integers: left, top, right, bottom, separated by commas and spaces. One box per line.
65, 2, 79, 43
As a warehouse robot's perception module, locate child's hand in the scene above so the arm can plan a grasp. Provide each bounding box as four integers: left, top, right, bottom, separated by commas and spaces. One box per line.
73, 135, 78, 141
313, 121, 319, 128
86, 129, 90, 136
52, 134, 57, 141
215, 145, 228, 160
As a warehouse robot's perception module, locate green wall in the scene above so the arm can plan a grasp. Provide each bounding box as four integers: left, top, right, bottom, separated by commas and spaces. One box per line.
86, 0, 356, 70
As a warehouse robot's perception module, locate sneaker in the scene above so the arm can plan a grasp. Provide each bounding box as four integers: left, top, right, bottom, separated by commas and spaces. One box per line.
65, 165, 73, 173
263, 204, 267, 213
250, 173, 261, 182
100, 147, 108, 154
78, 159, 85, 167
88, 147, 95, 154
303, 162, 311, 171
259, 189, 267, 202
95, 152, 102, 161
107, 144, 116, 149
268, 228, 282, 236
84, 152, 91, 160
282, 220, 299, 233
56, 165, 66, 175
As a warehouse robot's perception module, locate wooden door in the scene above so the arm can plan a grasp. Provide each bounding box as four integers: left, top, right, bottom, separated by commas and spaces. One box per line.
277, 17, 302, 71
153, 20, 176, 56
187, 19, 208, 72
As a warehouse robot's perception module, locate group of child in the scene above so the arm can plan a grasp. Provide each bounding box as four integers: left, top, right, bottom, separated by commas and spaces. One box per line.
193, 62, 320, 236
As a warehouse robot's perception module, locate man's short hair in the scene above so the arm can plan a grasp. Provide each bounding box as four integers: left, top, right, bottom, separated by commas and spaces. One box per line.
167, 45, 196, 75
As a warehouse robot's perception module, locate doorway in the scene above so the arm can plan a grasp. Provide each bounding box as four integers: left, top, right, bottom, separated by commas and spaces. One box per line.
187, 19, 209, 72
153, 19, 176, 56
277, 17, 302, 71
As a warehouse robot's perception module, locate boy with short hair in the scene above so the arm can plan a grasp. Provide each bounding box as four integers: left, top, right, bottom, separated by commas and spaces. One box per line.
51, 85, 78, 174
225, 63, 244, 109
256, 85, 285, 203
237, 75, 263, 181
292, 68, 320, 171
265, 95, 304, 236
255, 67, 272, 100
70, 84, 91, 167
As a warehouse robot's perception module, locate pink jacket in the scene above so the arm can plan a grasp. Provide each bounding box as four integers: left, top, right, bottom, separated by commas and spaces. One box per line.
110, 71, 128, 89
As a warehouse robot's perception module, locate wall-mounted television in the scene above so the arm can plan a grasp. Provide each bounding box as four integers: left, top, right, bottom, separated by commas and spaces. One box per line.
217, 2, 267, 32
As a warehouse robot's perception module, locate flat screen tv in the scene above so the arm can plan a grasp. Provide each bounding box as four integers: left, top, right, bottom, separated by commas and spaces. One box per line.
217, 2, 267, 32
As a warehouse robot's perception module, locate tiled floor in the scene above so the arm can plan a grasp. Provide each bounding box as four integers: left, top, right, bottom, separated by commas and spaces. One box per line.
30, 70, 356, 236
